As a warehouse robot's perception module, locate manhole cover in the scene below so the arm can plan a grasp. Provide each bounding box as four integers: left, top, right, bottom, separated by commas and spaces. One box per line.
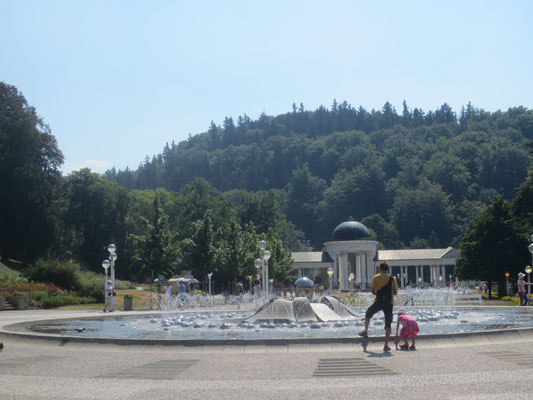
313, 358, 398, 377
101, 359, 199, 380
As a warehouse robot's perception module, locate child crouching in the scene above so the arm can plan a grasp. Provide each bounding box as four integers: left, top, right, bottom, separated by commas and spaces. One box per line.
395, 308, 419, 350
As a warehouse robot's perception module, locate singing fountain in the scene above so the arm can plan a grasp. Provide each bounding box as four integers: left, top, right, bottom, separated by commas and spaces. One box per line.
4, 277, 533, 343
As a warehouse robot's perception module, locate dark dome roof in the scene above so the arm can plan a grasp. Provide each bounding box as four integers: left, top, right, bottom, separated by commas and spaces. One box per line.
295, 277, 314, 287
332, 218, 372, 241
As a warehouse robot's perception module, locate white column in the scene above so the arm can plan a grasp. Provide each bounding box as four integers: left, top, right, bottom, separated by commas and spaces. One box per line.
415, 266, 420, 286
355, 253, 361, 287
361, 252, 367, 289
333, 255, 339, 289
400, 266, 405, 289
340, 252, 349, 290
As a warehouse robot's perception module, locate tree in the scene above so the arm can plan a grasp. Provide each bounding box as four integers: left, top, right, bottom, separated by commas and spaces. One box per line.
285, 165, 326, 247
511, 166, 533, 236
265, 228, 295, 284
456, 197, 529, 298
0, 82, 64, 261
129, 194, 180, 280
63, 169, 129, 271
361, 214, 402, 249
216, 219, 258, 290
380, 101, 398, 129
390, 180, 455, 246
434, 103, 456, 124
322, 163, 387, 238
181, 210, 217, 283
401, 100, 412, 127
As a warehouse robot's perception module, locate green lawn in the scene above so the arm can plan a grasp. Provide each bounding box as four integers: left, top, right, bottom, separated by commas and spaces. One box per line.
57, 289, 154, 311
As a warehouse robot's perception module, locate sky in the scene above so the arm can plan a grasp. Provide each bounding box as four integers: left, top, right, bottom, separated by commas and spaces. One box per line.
1, 0, 532, 174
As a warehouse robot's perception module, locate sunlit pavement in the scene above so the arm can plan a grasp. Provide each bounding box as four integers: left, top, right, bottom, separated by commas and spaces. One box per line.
1, 309, 533, 400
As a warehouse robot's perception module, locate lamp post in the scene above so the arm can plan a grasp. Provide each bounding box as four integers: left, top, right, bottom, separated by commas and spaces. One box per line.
439, 275, 443, 288
254, 259, 262, 279
505, 272, 510, 296
449, 274, 453, 288
259, 240, 271, 295
107, 244, 117, 288
528, 233, 533, 299
263, 250, 271, 294
207, 272, 213, 296
348, 272, 355, 294
269, 279, 274, 295
327, 267, 334, 294
526, 265, 532, 300
102, 260, 110, 286
418, 276, 422, 288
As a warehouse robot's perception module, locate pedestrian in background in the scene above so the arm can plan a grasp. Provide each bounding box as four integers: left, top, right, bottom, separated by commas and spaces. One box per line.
103, 280, 114, 312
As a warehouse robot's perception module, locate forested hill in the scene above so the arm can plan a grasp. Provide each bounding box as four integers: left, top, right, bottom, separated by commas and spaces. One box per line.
105, 101, 533, 250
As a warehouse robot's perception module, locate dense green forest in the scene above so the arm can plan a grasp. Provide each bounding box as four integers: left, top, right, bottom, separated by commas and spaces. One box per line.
2, 80, 533, 292
106, 100, 533, 250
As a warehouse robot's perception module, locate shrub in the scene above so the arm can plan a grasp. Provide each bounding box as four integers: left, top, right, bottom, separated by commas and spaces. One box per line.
25, 259, 81, 291
37, 293, 95, 308
41, 295, 66, 308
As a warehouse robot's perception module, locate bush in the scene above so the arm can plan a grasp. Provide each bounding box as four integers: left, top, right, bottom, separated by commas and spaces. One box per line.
41, 295, 67, 308
36, 293, 96, 308
22, 258, 139, 307
25, 259, 81, 291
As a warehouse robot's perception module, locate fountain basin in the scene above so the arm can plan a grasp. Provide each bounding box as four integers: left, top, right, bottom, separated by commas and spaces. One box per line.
3, 306, 533, 342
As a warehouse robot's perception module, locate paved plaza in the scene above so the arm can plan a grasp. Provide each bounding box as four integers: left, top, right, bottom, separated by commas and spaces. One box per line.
1, 309, 533, 400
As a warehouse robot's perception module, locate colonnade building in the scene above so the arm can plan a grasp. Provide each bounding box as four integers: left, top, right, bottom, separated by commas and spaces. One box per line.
291, 218, 459, 290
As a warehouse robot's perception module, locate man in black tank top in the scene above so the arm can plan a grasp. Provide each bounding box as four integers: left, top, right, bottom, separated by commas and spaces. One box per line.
358, 263, 398, 351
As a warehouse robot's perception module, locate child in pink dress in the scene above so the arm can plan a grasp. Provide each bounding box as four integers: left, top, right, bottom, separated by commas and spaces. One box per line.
395, 308, 419, 350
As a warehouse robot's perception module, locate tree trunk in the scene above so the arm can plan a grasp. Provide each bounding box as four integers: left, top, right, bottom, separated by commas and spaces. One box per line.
497, 279, 506, 299
487, 280, 492, 299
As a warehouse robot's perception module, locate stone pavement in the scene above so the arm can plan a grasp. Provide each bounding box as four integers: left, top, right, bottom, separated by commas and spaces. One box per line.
1, 310, 533, 400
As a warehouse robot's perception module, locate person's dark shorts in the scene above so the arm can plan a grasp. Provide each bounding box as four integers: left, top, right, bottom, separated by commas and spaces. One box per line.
365, 302, 393, 329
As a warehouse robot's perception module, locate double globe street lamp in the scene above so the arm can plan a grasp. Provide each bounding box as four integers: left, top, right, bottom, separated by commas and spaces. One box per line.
528, 234, 533, 300
526, 265, 532, 300
101, 244, 117, 288
254, 240, 271, 295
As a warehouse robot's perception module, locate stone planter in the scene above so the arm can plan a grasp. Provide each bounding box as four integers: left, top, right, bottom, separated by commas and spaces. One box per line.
7, 295, 29, 310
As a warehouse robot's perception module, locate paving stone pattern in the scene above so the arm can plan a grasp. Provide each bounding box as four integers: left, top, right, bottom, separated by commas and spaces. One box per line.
313, 357, 398, 377
480, 351, 533, 368
100, 359, 199, 380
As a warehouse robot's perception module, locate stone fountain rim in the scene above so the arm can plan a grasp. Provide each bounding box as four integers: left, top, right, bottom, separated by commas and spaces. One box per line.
1, 306, 532, 346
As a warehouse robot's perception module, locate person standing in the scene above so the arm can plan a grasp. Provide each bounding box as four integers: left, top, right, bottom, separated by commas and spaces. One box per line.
359, 263, 398, 351
518, 273, 532, 306
178, 280, 187, 296
103, 280, 114, 312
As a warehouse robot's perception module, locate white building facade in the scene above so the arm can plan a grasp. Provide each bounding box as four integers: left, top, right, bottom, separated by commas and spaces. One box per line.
292, 218, 459, 290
